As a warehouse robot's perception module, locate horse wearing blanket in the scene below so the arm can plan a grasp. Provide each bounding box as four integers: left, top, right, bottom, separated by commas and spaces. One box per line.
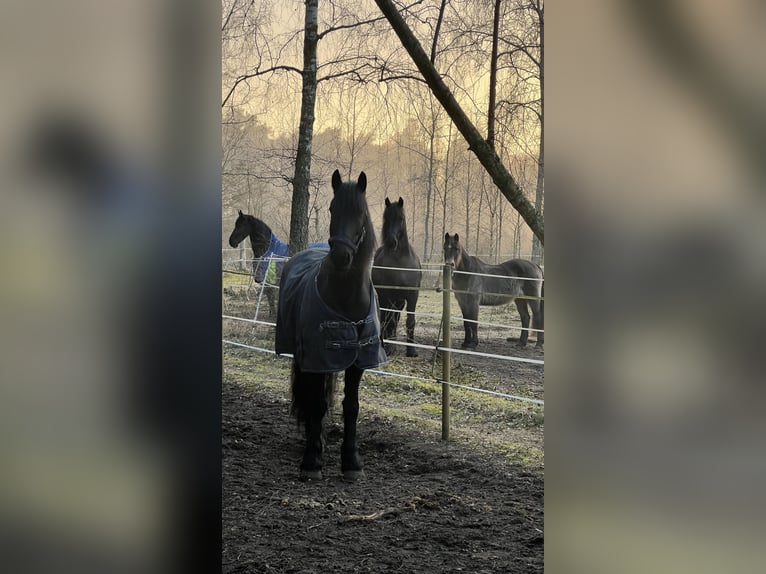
276, 170, 385, 481
228, 211, 327, 315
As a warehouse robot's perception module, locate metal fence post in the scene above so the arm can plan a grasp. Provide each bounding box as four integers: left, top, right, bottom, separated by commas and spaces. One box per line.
442, 263, 452, 441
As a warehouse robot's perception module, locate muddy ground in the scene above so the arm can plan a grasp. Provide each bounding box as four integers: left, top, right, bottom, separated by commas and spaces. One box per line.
223, 366, 543, 573
223, 276, 544, 573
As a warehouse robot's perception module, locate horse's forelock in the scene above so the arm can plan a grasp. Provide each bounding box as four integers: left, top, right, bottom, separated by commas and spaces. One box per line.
383, 200, 407, 240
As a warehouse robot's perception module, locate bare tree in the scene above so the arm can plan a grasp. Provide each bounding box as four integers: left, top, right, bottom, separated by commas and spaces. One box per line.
373, 0, 544, 244
288, 0, 320, 254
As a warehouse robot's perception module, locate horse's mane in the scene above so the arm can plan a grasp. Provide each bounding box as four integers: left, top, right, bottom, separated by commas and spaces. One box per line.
241, 213, 273, 255
454, 239, 485, 272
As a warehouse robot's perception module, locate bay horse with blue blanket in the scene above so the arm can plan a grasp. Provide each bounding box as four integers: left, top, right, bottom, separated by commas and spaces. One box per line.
228, 211, 327, 315
443, 233, 544, 349
372, 196, 422, 357
276, 170, 385, 481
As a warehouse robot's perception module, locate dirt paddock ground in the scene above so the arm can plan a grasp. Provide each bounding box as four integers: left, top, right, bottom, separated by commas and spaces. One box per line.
223, 274, 544, 573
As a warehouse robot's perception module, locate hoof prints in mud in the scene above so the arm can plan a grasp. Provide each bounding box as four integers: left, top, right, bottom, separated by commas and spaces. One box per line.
223, 380, 543, 573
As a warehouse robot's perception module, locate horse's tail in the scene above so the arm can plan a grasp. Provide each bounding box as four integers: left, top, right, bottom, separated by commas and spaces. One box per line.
289, 361, 336, 425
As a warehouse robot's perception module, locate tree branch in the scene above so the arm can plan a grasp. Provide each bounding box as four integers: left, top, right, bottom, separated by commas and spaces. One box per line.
222, 66, 302, 108
430, 0, 448, 64
318, 15, 387, 40
372, 0, 544, 244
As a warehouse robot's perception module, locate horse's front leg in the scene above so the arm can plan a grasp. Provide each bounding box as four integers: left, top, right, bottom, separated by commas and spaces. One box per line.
405, 292, 419, 357
341, 366, 365, 481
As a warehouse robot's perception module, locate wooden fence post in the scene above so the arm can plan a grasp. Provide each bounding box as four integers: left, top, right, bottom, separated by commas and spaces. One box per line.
442, 263, 452, 441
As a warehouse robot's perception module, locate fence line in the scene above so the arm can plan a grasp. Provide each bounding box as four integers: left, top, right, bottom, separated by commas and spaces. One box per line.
224, 270, 545, 352
222, 340, 543, 405
371, 265, 441, 274
382, 339, 544, 365
378, 306, 544, 333
223, 257, 545, 439
222, 314, 276, 327
452, 269, 544, 282
221, 313, 545, 352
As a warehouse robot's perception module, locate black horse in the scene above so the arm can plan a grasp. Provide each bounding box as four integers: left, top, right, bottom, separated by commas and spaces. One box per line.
228, 211, 326, 315
443, 233, 544, 349
371, 197, 422, 357
275, 170, 385, 481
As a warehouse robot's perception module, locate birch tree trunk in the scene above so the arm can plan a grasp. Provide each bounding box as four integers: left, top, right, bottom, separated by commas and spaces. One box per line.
487, 0, 501, 149
288, 0, 319, 255
441, 121, 453, 250
423, 122, 435, 261
531, 1, 544, 265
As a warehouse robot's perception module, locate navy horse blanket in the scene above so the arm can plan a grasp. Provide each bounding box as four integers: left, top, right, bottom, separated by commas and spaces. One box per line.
275, 249, 387, 373
253, 232, 328, 283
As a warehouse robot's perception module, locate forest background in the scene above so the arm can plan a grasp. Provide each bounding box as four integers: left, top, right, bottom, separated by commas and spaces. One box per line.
222, 0, 543, 264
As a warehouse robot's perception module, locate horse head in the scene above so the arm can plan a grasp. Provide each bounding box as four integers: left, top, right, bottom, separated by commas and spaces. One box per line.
228, 210, 271, 256
328, 169, 373, 272
443, 232, 463, 268
382, 196, 406, 250
228, 210, 249, 247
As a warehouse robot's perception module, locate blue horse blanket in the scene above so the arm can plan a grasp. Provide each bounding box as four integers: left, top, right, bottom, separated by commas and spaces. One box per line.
253, 233, 328, 283
275, 248, 387, 373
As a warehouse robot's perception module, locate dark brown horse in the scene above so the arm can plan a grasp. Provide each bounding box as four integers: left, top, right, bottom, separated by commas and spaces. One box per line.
372, 197, 422, 357
443, 233, 544, 349
275, 170, 385, 481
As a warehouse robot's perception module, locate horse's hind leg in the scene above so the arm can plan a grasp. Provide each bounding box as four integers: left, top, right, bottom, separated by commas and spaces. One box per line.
380, 303, 399, 356
461, 297, 480, 349
341, 366, 365, 481
404, 292, 419, 357
291, 364, 331, 480
530, 299, 544, 348
534, 282, 544, 348
515, 299, 531, 347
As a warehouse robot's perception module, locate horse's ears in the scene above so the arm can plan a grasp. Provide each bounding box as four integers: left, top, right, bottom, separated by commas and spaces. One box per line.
238, 209, 243, 216
331, 169, 342, 192
444, 232, 451, 241
454, 233, 460, 243
385, 197, 391, 207
398, 197, 404, 207
357, 171, 367, 193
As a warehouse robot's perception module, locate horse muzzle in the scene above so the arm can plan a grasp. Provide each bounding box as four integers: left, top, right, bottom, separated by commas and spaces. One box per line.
329, 246, 353, 270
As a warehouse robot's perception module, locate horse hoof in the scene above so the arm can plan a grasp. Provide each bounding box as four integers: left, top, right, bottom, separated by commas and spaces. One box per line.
516, 341, 528, 348
342, 469, 365, 482
300, 468, 323, 481
406, 349, 419, 358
